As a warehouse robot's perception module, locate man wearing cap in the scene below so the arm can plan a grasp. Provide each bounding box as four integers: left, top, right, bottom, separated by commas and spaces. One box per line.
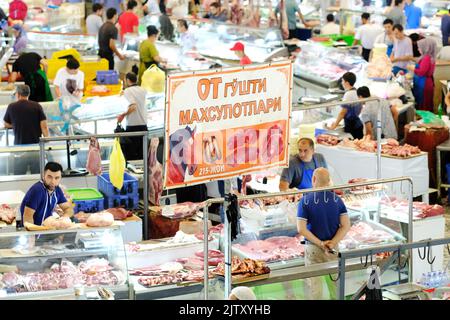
230, 42, 252, 66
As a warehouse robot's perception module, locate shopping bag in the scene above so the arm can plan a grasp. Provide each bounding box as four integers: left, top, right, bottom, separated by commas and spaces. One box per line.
141, 64, 165, 93
109, 138, 126, 190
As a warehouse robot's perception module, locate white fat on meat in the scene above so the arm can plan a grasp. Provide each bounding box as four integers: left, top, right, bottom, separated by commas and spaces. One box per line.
86, 211, 114, 227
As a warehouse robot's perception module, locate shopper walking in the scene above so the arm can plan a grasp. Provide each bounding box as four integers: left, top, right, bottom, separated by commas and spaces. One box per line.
391, 24, 414, 75
404, 0, 422, 29
11, 23, 27, 54
353, 12, 383, 62
118, 0, 139, 41
374, 19, 395, 57
86, 3, 104, 35
441, 8, 450, 46
3, 85, 49, 174
326, 72, 364, 139
357, 86, 399, 140
8, 52, 53, 102
98, 7, 125, 70
138, 25, 167, 84
386, 0, 406, 27
297, 167, 350, 300
117, 72, 148, 160
279, 137, 327, 191
407, 38, 437, 111
275, 0, 311, 39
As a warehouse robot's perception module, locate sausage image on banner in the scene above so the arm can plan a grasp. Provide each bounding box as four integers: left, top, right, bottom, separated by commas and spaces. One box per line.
203, 135, 222, 164
167, 126, 198, 185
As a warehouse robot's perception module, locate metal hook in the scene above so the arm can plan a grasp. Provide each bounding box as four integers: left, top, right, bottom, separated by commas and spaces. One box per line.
370, 253, 373, 266
323, 192, 329, 203
360, 255, 369, 267
314, 192, 319, 204
329, 273, 340, 282
447, 244, 450, 255
418, 246, 427, 260
427, 243, 436, 265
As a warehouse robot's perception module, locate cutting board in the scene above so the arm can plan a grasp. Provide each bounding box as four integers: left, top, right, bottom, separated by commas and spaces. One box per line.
380, 152, 426, 160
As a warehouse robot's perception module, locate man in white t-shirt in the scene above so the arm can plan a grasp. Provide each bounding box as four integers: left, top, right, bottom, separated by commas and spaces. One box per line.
118, 72, 148, 160
353, 12, 383, 62
321, 14, 340, 35
166, 0, 188, 17
86, 3, 104, 35
53, 58, 85, 107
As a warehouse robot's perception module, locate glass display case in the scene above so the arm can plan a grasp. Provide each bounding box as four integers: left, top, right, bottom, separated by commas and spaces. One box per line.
135, 17, 288, 64
0, 226, 130, 300
294, 41, 366, 88
26, 32, 97, 57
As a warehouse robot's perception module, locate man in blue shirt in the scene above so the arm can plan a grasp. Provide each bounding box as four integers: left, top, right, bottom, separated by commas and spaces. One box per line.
442, 9, 450, 46
404, 0, 422, 29
20, 162, 73, 226
297, 168, 351, 299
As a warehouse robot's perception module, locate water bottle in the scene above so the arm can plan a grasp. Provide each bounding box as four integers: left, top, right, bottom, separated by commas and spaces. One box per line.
431, 272, 438, 288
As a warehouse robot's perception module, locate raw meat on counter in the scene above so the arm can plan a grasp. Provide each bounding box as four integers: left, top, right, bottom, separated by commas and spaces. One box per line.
240, 194, 301, 209
0, 204, 16, 224
86, 211, 114, 227
380, 197, 444, 219
42, 216, 74, 229
213, 256, 270, 277
339, 136, 377, 152
316, 134, 340, 146
339, 222, 396, 250
0, 259, 124, 293
75, 208, 132, 223
366, 55, 393, 79
348, 178, 378, 193
381, 143, 421, 158
161, 201, 205, 219
233, 236, 304, 262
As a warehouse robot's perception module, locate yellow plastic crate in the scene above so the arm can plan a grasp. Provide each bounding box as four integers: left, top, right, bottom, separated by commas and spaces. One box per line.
46, 49, 109, 82
84, 80, 123, 97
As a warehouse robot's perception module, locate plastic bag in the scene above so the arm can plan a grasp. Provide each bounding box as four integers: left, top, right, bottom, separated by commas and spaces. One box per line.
141, 64, 165, 93
416, 110, 445, 126
109, 138, 126, 190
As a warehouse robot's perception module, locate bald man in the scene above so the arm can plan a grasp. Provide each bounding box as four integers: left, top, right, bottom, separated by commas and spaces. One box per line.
297, 168, 351, 300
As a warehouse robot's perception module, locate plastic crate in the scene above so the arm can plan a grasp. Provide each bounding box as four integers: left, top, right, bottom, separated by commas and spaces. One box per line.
85, 80, 123, 97
96, 70, 119, 84
104, 194, 139, 210
97, 172, 139, 197
66, 188, 104, 214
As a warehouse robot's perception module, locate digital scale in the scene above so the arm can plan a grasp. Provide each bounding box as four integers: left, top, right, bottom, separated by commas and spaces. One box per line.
382, 283, 431, 300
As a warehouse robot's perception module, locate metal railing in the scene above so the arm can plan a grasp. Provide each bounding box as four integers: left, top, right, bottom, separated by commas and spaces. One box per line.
337, 237, 450, 300
39, 131, 151, 240
201, 176, 414, 300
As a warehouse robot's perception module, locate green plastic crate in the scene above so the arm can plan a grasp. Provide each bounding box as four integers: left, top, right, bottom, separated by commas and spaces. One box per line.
66, 188, 103, 201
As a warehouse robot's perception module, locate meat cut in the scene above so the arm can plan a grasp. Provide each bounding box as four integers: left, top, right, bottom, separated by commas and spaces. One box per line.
213, 256, 270, 277
85, 137, 102, 176
380, 197, 444, 219
0, 204, 16, 224
42, 216, 74, 229
148, 137, 163, 206
161, 201, 204, 219
0, 259, 124, 293
381, 143, 421, 158
316, 134, 340, 146
233, 236, 304, 262
106, 208, 132, 220
340, 222, 396, 250
86, 211, 114, 227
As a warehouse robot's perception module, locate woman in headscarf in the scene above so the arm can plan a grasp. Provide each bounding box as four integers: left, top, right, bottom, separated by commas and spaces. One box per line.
11, 23, 27, 54
407, 38, 437, 111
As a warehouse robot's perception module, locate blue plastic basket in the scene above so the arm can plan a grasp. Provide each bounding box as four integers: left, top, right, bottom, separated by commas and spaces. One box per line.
103, 194, 139, 210
96, 70, 119, 85
97, 172, 139, 197
72, 198, 104, 213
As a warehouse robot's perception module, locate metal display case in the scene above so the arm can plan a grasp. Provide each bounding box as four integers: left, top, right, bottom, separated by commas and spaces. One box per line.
294, 41, 366, 88
0, 226, 130, 300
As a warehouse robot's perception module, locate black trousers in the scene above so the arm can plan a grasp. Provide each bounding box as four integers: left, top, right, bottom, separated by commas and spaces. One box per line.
99, 51, 114, 70
123, 125, 148, 161
362, 47, 371, 62
288, 29, 298, 40
344, 118, 364, 139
